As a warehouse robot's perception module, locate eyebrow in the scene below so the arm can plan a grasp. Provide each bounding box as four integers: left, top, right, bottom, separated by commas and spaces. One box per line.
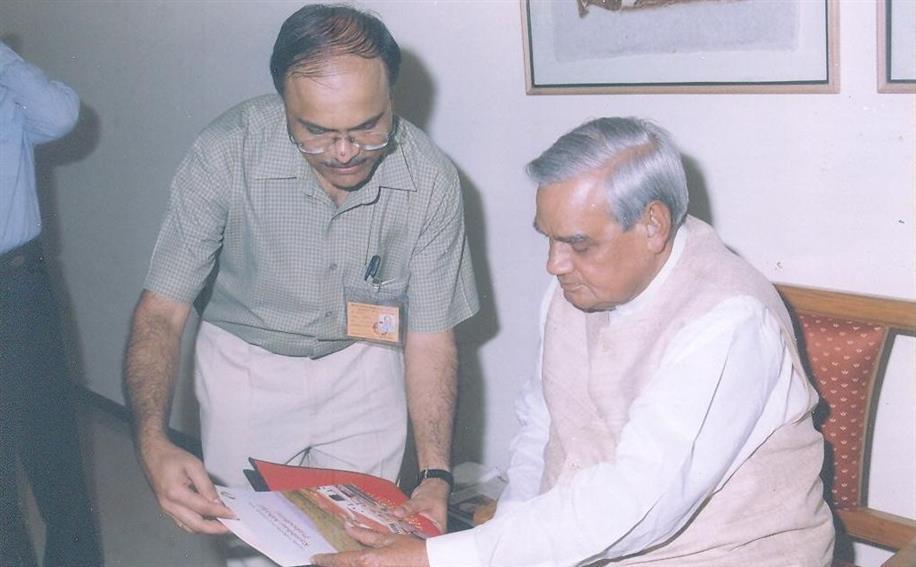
296, 110, 387, 133
532, 220, 590, 244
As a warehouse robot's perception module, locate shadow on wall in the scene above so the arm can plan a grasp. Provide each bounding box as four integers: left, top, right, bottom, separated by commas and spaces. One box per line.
35, 101, 102, 393
1, 33, 22, 55
32, 96, 103, 509
683, 154, 714, 226
390, 49, 499, 480
36, 102, 101, 258
393, 50, 434, 130
399, 164, 498, 486
453, 166, 499, 466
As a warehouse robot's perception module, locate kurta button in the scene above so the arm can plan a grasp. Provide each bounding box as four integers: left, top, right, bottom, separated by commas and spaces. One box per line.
329, 263, 337, 271
325, 311, 333, 318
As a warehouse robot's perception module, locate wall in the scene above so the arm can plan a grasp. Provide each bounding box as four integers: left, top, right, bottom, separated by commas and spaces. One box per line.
1, 2, 912, 565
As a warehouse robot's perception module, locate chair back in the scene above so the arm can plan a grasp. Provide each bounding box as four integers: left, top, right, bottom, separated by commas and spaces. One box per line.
776, 284, 916, 563
777, 285, 915, 508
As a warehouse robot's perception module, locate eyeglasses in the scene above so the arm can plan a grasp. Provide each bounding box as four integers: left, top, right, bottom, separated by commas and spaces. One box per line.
289, 123, 393, 156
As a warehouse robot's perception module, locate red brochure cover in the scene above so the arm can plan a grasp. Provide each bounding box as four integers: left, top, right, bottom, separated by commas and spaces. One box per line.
248, 458, 441, 537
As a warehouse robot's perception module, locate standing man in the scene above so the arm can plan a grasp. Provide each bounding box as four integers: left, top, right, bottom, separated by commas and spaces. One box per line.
124, 3, 478, 556
314, 117, 834, 566
0, 41, 104, 566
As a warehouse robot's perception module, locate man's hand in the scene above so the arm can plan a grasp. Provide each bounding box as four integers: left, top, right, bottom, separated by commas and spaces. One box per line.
139, 435, 233, 534
402, 330, 457, 532
125, 290, 223, 533
311, 524, 430, 567
394, 477, 450, 532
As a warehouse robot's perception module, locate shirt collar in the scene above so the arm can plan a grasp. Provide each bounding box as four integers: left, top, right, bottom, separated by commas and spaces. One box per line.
609, 220, 688, 321
372, 122, 419, 192
252, 106, 303, 180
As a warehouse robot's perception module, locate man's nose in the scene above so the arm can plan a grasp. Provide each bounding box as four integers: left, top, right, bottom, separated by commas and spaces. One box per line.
546, 242, 570, 276
331, 135, 360, 164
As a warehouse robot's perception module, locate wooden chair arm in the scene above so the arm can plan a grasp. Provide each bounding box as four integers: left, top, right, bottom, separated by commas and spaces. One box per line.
883, 535, 916, 567
838, 507, 916, 550
472, 499, 497, 525
774, 284, 916, 330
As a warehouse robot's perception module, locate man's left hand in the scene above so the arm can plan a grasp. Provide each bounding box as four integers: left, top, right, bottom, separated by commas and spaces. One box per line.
311, 524, 429, 567
397, 477, 450, 532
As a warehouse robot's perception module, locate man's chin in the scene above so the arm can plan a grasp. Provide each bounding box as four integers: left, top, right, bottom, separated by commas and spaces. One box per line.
321, 159, 382, 191
563, 288, 610, 313
562, 288, 591, 311
322, 169, 370, 192
330, 178, 369, 192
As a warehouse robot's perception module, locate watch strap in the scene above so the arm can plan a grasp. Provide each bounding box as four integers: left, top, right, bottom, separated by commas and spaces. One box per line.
417, 468, 454, 490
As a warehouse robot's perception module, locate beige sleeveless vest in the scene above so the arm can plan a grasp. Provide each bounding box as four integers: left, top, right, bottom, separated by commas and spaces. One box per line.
540, 217, 834, 566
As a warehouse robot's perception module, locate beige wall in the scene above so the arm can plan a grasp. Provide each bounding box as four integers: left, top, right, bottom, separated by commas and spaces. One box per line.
1, 2, 912, 565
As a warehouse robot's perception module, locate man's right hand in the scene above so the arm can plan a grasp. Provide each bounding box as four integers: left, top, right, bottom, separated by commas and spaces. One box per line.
139, 435, 234, 534
125, 290, 227, 533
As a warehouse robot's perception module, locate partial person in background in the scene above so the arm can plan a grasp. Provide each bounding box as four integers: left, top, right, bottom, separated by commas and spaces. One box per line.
124, 4, 477, 564
313, 117, 834, 567
0, 40, 104, 567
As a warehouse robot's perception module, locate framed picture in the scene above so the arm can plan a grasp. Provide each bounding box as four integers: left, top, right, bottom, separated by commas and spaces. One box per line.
877, 0, 916, 93
520, 0, 840, 94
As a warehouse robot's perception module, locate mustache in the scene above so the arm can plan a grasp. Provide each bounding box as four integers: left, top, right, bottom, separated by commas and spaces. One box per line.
322, 158, 370, 169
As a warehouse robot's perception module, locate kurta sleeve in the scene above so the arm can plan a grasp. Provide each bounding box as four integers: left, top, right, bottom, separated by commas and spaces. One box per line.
496, 280, 557, 514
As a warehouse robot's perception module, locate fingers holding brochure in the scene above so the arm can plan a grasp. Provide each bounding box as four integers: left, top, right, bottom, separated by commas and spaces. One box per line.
311, 524, 429, 567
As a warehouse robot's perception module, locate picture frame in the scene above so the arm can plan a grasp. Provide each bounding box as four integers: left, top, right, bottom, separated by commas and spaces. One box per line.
520, 0, 840, 95
877, 0, 916, 93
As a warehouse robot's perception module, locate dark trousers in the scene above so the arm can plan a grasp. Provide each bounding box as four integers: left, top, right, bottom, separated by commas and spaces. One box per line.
0, 240, 103, 567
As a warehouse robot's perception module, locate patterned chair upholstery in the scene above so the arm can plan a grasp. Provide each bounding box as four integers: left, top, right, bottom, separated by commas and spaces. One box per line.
776, 284, 916, 567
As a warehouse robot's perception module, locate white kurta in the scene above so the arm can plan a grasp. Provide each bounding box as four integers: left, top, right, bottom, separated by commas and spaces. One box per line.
427, 225, 818, 567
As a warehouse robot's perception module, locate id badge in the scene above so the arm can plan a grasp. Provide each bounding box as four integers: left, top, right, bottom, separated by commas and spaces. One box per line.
345, 280, 408, 346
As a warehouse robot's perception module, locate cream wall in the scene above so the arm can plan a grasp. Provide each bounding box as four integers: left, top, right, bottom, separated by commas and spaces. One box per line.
1, 2, 912, 565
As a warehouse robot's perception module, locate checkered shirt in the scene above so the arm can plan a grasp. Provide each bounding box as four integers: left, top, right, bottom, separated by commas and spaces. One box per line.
145, 94, 478, 357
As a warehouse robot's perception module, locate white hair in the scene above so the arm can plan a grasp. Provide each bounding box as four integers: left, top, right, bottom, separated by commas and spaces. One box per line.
527, 117, 688, 230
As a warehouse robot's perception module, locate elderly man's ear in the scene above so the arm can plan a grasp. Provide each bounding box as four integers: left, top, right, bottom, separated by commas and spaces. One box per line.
642, 201, 673, 254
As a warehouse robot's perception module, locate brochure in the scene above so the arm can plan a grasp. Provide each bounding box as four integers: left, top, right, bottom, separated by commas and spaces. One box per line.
216, 460, 440, 567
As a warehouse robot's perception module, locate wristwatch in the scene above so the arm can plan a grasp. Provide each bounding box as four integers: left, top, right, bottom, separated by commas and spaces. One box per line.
417, 468, 454, 491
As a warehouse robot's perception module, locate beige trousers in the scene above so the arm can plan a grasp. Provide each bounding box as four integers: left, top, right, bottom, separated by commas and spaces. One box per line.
193, 322, 407, 566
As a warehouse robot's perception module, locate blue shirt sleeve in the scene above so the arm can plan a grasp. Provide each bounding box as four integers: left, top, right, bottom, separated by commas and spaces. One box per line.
0, 41, 79, 144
